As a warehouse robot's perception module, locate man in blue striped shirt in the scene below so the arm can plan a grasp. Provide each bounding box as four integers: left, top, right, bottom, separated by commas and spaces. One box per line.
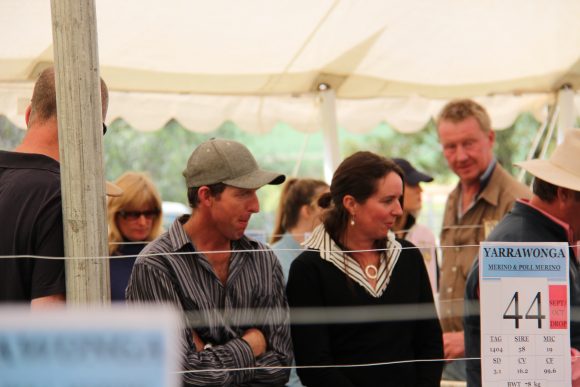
127, 138, 291, 386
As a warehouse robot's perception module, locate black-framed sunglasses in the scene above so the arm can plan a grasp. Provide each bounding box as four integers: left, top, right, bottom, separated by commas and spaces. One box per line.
117, 210, 160, 221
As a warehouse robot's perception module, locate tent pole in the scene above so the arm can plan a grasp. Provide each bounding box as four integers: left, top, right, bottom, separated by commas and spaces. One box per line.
517, 105, 550, 182
557, 84, 575, 143
51, 0, 110, 304
291, 134, 310, 177
318, 84, 341, 183
539, 105, 559, 160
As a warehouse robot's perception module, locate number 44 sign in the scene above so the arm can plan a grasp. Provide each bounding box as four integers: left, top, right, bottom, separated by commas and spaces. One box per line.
480, 241, 571, 387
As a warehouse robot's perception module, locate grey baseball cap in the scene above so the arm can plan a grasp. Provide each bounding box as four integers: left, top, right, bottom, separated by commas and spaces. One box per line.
183, 138, 285, 189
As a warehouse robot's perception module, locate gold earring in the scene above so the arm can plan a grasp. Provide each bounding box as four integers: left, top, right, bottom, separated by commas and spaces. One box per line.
350, 215, 355, 226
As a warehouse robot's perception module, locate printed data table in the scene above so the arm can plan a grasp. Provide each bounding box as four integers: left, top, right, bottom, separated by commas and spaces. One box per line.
480, 242, 571, 387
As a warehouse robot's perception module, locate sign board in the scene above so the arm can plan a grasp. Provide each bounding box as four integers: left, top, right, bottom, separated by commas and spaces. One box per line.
0, 305, 182, 387
480, 241, 571, 387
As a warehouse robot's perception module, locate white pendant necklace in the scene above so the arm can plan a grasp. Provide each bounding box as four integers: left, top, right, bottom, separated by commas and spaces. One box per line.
364, 264, 378, 279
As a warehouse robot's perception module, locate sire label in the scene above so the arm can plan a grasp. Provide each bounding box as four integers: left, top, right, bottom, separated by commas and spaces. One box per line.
480, 242, 571, 387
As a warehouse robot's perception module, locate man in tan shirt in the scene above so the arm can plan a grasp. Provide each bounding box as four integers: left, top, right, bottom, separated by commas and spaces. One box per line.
437, 99, 531, 380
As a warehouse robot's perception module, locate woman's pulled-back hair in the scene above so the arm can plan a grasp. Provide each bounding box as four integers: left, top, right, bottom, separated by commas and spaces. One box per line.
319, 151, 404, 250
107, 171, 163, 255
270, 178, 329, 244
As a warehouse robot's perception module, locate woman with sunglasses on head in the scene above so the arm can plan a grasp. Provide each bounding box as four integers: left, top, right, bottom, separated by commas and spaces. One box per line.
107, 171, 163, 301
286, 152, 443, 387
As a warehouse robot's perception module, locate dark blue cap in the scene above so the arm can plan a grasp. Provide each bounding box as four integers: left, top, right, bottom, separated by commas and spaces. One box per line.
392, 158, 433, 186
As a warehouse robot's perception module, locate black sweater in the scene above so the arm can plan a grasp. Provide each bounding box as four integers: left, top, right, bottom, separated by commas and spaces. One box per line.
286, 239, 443, 387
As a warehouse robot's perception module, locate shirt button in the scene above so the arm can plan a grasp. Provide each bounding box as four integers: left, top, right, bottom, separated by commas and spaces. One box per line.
446, 309, 452, 316
455, 247, 460, 252
447, 287, 453, 293
451, 266, 457, 272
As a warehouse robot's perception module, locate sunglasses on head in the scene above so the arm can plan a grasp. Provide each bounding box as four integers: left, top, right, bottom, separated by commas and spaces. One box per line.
117, 210, 160, 220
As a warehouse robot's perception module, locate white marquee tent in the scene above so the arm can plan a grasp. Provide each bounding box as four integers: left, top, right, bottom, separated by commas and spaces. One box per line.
1, 0, 579, 303
1, 0, 579, 135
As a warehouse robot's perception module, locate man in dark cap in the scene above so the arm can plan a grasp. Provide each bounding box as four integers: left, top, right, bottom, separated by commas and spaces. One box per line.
127, 138, 292, 386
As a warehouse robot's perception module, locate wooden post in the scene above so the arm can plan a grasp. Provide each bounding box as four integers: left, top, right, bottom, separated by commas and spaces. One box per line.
51, 0, 110, 304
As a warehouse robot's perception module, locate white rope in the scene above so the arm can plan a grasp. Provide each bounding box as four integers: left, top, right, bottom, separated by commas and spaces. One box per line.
174, 354, 580, 375
175, 356, 461, 374
441, 225, 484, 230
6, 242, 567, 260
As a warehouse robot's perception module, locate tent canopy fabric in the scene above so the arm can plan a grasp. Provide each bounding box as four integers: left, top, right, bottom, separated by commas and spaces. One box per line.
1, 0, 579, 133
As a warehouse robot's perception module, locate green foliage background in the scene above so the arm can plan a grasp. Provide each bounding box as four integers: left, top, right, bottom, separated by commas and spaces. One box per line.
0, 116, 25, 149
0, 112, 549, 233
341, 112, 541, 183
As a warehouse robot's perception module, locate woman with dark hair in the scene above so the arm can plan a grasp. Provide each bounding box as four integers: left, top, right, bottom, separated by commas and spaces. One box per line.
286, 151, 443, 387
270, 178, 329, 282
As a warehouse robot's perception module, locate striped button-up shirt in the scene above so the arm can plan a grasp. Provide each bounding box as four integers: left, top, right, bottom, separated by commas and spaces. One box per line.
126, 216, 292, 386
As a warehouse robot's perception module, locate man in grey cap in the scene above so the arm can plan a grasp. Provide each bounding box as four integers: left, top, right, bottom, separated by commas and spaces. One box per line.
464, 129, 580, 387
127, 138, 291, 386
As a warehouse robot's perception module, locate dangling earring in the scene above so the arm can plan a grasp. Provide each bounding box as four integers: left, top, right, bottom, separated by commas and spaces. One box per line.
350, 215, 355, 226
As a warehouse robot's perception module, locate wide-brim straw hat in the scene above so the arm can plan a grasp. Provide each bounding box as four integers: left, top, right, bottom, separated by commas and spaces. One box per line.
515, 129, 580, 192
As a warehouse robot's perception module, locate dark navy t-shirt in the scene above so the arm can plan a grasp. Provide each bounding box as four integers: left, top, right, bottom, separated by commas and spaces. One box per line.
0, 151, 65, 302
110, 241, 146, 301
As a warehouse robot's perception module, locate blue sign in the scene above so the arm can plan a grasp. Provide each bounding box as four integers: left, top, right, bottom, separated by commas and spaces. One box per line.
480, 244, 568, 280
0, 307, 181, 387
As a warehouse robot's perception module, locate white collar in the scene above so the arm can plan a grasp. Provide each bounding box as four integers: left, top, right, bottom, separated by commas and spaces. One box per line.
304, 225, 402, 298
